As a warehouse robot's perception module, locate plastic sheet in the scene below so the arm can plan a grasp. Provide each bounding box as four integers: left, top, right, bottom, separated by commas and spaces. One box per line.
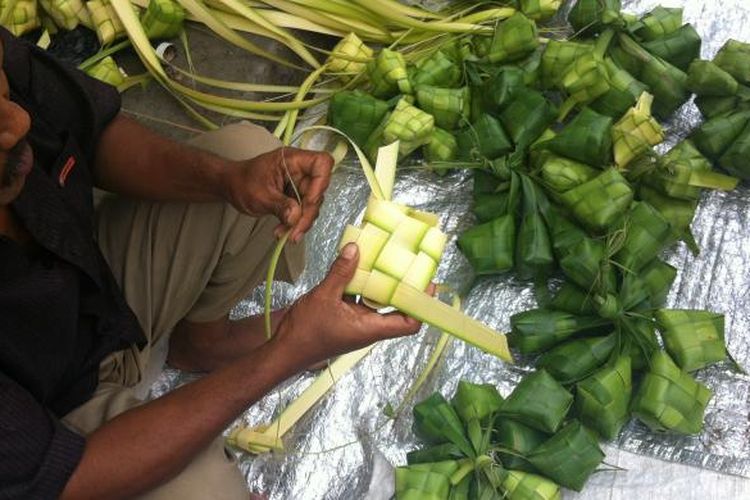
149, 0, 750, 497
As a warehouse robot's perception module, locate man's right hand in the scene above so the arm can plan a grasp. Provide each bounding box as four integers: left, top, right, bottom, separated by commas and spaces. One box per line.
271, 243, 423, 369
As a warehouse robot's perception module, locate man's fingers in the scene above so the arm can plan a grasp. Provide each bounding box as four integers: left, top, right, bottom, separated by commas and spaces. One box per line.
364, 310, 422, 338
290, 195, 323, 242
268, 192, 301, 229
320, 243, 359, 296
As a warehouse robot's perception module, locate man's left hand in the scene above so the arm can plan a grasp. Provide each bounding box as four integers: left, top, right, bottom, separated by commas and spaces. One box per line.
222, 147, 334, 242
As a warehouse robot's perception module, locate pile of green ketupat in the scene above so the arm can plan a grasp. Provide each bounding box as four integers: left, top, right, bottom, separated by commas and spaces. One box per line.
326, 1, 750, 498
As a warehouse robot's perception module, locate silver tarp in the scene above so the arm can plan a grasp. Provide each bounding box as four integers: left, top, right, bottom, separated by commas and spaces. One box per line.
150, 0, 750, 497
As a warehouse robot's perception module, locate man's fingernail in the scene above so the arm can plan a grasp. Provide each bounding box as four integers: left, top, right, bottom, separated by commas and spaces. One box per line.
341, 243, 357, 260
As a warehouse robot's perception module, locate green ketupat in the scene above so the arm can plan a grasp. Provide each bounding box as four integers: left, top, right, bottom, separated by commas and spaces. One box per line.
656, 309, 727, 372
485, 12, 539, 64
140, 0, 184, 39
612, 92, 664, 169
326, 33, 373, 81
631, 351, 712, 434
367, 48, 412, 98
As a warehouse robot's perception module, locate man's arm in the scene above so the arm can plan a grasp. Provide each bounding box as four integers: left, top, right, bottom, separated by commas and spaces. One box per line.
61, 245, 421, 499
93, 115, 333, 242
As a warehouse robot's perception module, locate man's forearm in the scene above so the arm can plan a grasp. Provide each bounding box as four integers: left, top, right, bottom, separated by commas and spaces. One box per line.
93, 114, 235, 202
60, 337, 303, 500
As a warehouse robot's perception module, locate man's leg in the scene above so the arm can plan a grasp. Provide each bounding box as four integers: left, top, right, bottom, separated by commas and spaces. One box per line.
96, 121, 304, 388
62, 384, 250, 500
84, 122, 304, 498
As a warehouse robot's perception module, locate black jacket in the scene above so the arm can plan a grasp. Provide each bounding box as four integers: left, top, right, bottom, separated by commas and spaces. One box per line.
0, 28, 144, 499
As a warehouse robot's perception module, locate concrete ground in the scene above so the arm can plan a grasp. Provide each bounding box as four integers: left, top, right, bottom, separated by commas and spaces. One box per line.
118, 25, 331, 142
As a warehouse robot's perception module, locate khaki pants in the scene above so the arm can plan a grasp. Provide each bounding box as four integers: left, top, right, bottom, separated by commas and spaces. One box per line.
62, 122, 303, 499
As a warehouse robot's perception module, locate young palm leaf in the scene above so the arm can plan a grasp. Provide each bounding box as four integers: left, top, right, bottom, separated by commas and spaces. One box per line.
481, 67, 527, 114
456, 113, 513, 161
499, 88, 557, 148
619, 258, 677, 310
611, 33, 689, 119
519, 0, 562, 22
541, 155, 599, 192
452, 381, 504, 453
718, 120, 750, 179
590, 58, 647, 118
407, 442, 466, 465
326, 32, 373, 81
549, 283, 598, 315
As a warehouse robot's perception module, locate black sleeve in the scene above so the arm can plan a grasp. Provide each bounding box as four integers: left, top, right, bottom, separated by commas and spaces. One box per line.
0, 27, 121, 162
0, 371, 86, 500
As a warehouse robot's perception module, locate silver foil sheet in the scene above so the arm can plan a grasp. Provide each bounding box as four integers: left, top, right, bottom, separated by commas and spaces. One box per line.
149, 0, 750, 497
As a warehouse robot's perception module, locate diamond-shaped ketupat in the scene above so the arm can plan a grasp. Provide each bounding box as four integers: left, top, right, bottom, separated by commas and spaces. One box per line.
631, 351, 712, 435
338, 141, 511, 361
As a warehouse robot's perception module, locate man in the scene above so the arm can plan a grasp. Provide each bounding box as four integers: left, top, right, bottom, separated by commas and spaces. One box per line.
0, 28, 422, 499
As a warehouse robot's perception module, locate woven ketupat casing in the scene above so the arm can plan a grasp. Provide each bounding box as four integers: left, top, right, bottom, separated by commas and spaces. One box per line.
85, 56, 126, 87
326, 33, 373, 79
367, 48, 412, 98
631, 351, 713, 435
88, 0, 125, 45
656, 309, 726, 372
39, 0, 86, 30
4, 0, 40, 36
140, 0, 185, 39
338, 197, 447, 303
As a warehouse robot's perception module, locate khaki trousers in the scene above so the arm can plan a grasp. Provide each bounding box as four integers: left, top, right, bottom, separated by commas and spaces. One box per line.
62, 122, 303, 499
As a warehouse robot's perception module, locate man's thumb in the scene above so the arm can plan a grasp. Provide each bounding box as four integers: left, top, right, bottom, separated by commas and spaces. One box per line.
323, 243, 359, 295
271, 194, 301, 227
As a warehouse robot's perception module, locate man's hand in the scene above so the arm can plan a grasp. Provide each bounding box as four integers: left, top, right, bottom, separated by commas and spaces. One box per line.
223, 147, 334, 243
272, 243, 423, 368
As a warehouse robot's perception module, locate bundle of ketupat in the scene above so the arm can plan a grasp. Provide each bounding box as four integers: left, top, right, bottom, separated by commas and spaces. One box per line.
547, 3, 696, 121
688, 39, 750, 179
398, 376, 606, 498
505, 200, 726, 440
458, 167, 557, 280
